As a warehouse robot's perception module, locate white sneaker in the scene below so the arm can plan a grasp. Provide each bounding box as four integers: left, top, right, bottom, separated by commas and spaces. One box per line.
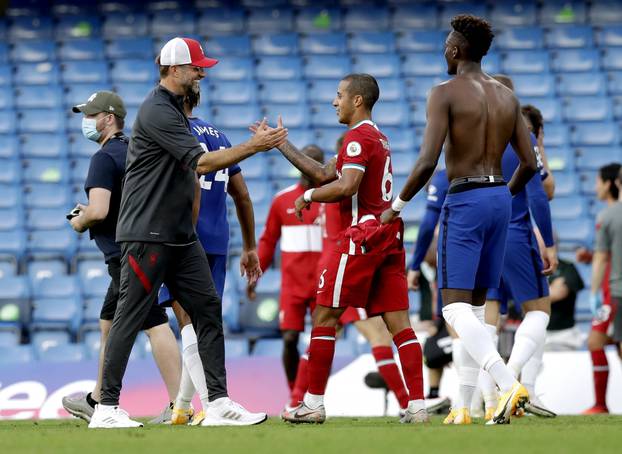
201, 398, 267, 426
88, 404, 144, 429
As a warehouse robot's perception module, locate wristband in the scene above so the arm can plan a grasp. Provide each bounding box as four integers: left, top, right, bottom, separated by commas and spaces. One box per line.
303, 188, 315, 203
391, 196, 407, 212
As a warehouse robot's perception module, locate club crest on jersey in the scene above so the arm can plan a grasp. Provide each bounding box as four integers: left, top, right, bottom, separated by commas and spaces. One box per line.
379, 138, 390, 150
346, 141, 362, 157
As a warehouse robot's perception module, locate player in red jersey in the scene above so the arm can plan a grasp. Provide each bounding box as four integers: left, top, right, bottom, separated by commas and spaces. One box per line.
255, 74, 426, 424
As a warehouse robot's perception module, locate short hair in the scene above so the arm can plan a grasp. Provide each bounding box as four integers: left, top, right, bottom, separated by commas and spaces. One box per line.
159, 65, 170, 79
302, 144, 324, 164
113, 115, 124, 131
601, 163, 622, 199
342, 73, 380, 111
451, 14, 494, 62
521, 104, 544, 135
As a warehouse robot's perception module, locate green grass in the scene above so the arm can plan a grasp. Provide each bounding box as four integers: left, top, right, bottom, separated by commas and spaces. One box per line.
1, 416, 621, 454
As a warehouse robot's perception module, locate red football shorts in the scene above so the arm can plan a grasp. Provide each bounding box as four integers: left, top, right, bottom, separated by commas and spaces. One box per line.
592, 295, 618, 336
315, 248, 409, 317
279, 294, 315, 332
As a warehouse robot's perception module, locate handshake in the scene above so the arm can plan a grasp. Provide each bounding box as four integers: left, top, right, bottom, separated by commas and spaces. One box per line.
247, 117, 288, 152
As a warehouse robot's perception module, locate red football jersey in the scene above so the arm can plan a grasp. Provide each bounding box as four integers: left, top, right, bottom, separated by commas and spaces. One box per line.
334, 120, 394, 244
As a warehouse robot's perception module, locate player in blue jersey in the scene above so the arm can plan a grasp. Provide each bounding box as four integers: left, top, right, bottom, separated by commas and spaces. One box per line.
157, 86, 262, 425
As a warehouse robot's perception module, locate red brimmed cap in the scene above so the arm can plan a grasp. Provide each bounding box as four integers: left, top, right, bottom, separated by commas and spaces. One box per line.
158, 37, 218, 68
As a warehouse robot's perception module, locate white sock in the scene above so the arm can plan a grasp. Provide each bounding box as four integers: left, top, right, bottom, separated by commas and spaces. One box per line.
470, 382, 484, 414
175, 363, 195, 410
180, 324, 210, 410
452, 338, 479, 409
471, 304, 486, 325
407, 399, 426, 413
521, 341, 544, 398
443, 303, 516, 393
303, 392, 324, 410
507, 310, 550, 377
479, 324, 500, 409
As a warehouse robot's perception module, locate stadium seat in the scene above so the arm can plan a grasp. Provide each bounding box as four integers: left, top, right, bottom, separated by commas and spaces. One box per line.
0, 135, 18, 159
14, 62, 60, 85
602, 48, 622, 71
546, 147, 574, 171
238, 154, 268, 180
71, 158, 91, 184
204, 36, 250, 58
10, 40, 56, 62
545, 25, 593, 49
0, 345, 35, 364
383, 127, 417, 154
110, 59, 156, 83
373, 101, 408, 128
208, 81, 256, 105
551, 49, 600, 73
344, 7, 390, 31
19, 133, 68, 159
0, 158, 20, 183
285, 128, 316, 150
402, 53, 446, 76
482, 52, 501, 74
308, 79, 340, 102
396, 30, 444, 53
353, 54, 400, 79
0, 66, 12, 85
105, 37, 153, 60
0, 230, 27, 260
68, 132, 100, 158
9, 17, 54, 41
258, 80, 306, 104
490, 1, 537, 26
55, 15, 101, 40
0, 329, 20, 347
0, 185, 20, 209
149, 11, 195, 37
315, 127, 346, 152
0, 85, 12, 110
61, 60, 109, 84
311, 103, 340, 128
77, 258, 107, 281
579, 170, 599, 196
38, 343, 86, 362
404, 76, 448, 101
556, 218, 594, 248
0, 208, 21, 231
304, 55, 352, 80
31, 329, 71, 353
0, 275, 30, 300
256, 56, 302, 80
553, 172, 579, 196
64, 83, 110, 109
300, 33, 347, 55
24, 183, 72, 209
248, 8, 293, 32
261, 103, 309, 128
295, 7, 342, 33
520, 97, 561, 122
501, 50, 550, 74
391, 4, 438, 30
15, 85, 63, 110
563, 97, 613, 122
27, 207, 71, 230
576, 147, 622, 170
199, 9, 245, 35
495, 26, 543, 50
211, 105, 261, 129
589, 0, 622, 26
27, 259, 67, 281
32, 275, 79, 300
31, 297, 82, 334
18, 109, 66, 134
596, 26, 622, 47
269, 156, 302, 179
102, 13, 148, 38
557, 73, 606, 97
349, 32, 395, 54
252, 338, 282, 356
439, 2, 488, 28
512, 74, 555, 98
27, 228, 77, 261
539, 1, 587, 25
550, 196, 588, 220
542, 123, 569, 147
252, 33, 298, 56
225, 339, 249, 358
83, 329, 102, 358
571, 122, 620, 146
208, 57, 253, 81
80, 274, 111, 299
391, 152, 416, 177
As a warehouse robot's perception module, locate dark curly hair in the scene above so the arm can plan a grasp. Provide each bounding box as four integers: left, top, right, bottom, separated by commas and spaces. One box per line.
451, 14, 494, 62
601, 163, 621, 199
521, 104, 544, 136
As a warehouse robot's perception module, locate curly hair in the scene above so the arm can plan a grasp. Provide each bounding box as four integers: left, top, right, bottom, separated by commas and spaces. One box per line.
521, 104, 544, 136
601, 163, 622, 199
451, 14, 494, 62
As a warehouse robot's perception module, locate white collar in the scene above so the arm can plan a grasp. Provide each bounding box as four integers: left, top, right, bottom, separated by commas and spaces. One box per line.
350, 119, 377, 130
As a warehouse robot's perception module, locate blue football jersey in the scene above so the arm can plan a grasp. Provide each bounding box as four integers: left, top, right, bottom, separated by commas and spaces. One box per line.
189, 117, 241, 255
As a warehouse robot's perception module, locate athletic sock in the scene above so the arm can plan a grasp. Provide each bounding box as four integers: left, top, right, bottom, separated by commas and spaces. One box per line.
289, 350, 309, 408
175, 362, 195, 410
393, 328, 425, 401
86, 392, 98, 409
478, 324, 500, 410
372, 345, 409, 409
521, 342, 544, 399
591, 349, 609, 408
507, 310, 550, 377
427, 387, 439, 399
442, 303, 516, 393
180, 324, 210, 410
452, 337, 478, 409
306, 327, 336, 402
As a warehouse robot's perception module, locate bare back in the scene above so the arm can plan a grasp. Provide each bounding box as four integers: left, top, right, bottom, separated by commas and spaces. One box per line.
441, 73, 518, 181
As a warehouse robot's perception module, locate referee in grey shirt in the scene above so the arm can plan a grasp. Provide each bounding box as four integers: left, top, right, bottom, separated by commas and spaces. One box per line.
89, 37, 287, 429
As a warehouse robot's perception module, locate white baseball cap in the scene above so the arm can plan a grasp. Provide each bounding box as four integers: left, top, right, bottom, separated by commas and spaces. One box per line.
158, 37, 218, 68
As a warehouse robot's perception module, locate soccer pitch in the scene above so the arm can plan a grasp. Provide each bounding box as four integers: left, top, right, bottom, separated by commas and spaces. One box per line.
1, 416, 620, 454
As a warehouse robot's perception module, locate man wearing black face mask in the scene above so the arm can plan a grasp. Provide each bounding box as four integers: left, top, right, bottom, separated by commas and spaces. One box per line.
62, 91, 182, 425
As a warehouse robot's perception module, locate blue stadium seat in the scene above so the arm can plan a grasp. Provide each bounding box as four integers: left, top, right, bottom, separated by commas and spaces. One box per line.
391, 152, 415, 177
77, 231, 101, 256
149, 11, 195, 37
402, 53, 445, 76
68, 131, 100, 157
490, 1, 537, 26
311, 103, 340, 128
38, 344, 86, 362
110, 59, 156, 83
248, 8, 294, 32
83, 329, 102, 358
353, 54, 400, 79
71, 158, 91, 184
211, 105, 261, 129
199, 9, 245, 35
0, 258, 17, 277
225, 339, 249, 358
269, 156, 301, 179
557, 73, 606, 96
553, 172, 579, 196
0, 185, 20, 209
261, 103, 309, 128
304, 55, 351, 79
258, 80, 306, 104
551, 49, 600, 73
105, 37, 153, 60
9, 17, 54, 41
545, 147, 574, 171
405, 76, 449, 101
543, 123, 569, 147
496, 26, 543, 50
252, 338, 282, 356
0, 208, 21, 231
0, 135, 18, 159
383, 127, 417, 153
64, 83, 111, 108
24, 183, 72, 210
10, 40, 56, 62
550, 196, 588, 220
59, 38, 105, 61
0, 85, 12, 110
27, 259, 67, 282
0, 345, 34, 364
520, 97, 561, 122
349, 32, 395, 54
256, 56, 302, 80
545, 25, 593, 49
238, 154, 268, 180
209, 81, 256, 105
299, 33, 347, 55
576, 147, 622, 170
81, 274, 111, 299
244, 180, 272, 205
295, 8, 342, 33
26, 207, 69, 230
344, 7, 390, 31
400, 193, 427, 225
0, 65, 11, 86
205, 35, 251, 57
596, 26, 622, 47
602, 48, 622, 71
77, 259, 107, 281
61, 60, 109, 84
315, 127, 346, 152
0, 158, 20, 183
396, 30, 445, 53
0, 230, 27, 260
0, 275, 29, 301
209, 57, 253, 81
482, 52, 501, 74
27, 228, 77, 260
501, 50, 550, 74
440, 2, 488, 28
579, 170, 599, 196
0, 42, 6, 65
32, 275, 79, 300
308, 79, 340, 102
14, 62, 60, 85
512, 74, 555, 97
113, 82, 154, 107
589, 0, 622, 26
285, 128, 316, 149
608, 72, 622, 96
31, 297, 82, 334
55, 15, 101, 40
0, 330, 19, 347
18, 109, 66, 134
571, 122, 620, 146
556, 218, 593, 248
539, 1, 587, 25
20, 133, 68, 159
391, 4, 439, 30
102, 13, 148, 38
373, 101, 409, 128
563, 97, 613, 122
377, 78, 405, 102
252, 33, 298, 56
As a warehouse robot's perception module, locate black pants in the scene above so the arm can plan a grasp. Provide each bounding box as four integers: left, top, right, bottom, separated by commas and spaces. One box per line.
100, 241, 227, 406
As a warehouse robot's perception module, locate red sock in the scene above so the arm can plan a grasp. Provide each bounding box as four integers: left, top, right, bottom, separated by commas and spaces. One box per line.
307, 327, 336, 396
393, 328, 424, 401
591, 349, 609, 408
372, 346, 409, 409
289, 349, 309, 407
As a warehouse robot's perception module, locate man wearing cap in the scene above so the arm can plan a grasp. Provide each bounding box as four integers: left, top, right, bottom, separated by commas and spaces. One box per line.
63, 91, 182, 425
88, 38, 287, 428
